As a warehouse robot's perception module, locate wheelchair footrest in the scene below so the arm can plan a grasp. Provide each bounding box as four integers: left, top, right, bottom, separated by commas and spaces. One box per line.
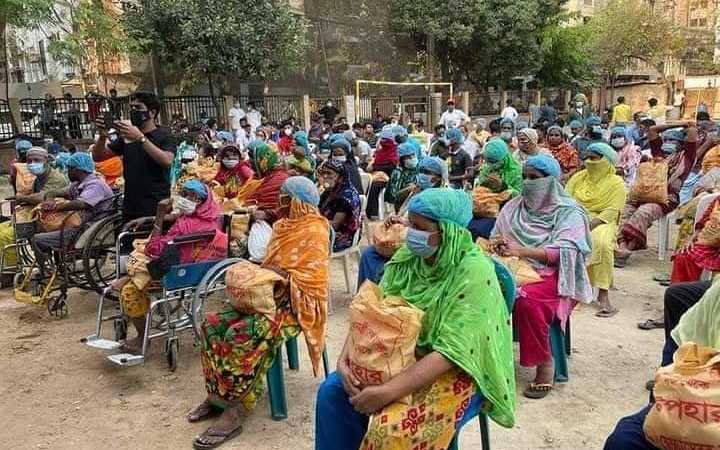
82, 335, 123, 351
107, 353, 144, 366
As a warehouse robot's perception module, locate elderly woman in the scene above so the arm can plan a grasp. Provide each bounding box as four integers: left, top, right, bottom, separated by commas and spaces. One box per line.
316, 188, 516, 449
357, 156, 448, 286
366, 130, 398, 219
610, 126, 642, 189
285, 131, 316, 180
118, 180, 227, 353
329, 137, 363, 193
469, 138, 522, 240
492, 154, 592, 398
318, 160, 361, 252
515, 128, 551, 163
0, 147, 68, 269
213, 144, 255, 199
246, 142, 289, 220
384, 142, 418, 212
615, 123, 698, 266
190, 177, 329, 449
546, 125, 580, 182
566, 143, 627, 318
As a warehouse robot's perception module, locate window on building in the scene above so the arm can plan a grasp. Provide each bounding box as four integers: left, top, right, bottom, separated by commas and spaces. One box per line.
699, 17, 708, 27
690, 18, 699, 27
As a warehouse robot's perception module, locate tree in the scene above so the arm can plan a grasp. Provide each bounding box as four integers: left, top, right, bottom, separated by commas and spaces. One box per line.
389, 0, 565, 92
123, 0, 308, 117
0, 0, 54, 132
586, 0, 685, 101
535, 21, 597, 89
47, 0, 129, 95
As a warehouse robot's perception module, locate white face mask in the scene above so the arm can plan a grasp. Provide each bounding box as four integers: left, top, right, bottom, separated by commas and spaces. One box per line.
333, 155, 347, 163
222, 159, 239, 169
284, 128, 293, 136
175, 196, 197, 215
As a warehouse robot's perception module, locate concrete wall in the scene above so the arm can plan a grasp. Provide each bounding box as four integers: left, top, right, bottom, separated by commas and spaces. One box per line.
603, 83, 669, 114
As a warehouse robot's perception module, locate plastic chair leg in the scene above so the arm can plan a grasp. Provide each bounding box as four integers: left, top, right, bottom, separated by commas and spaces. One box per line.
550, 320, 569, 383
447, 413, 491, 450
286, 337, 300, 370
342, 253, 352, 294
448, 436, 459, 450
564, 317, 572, 357
266, 348, 288, 420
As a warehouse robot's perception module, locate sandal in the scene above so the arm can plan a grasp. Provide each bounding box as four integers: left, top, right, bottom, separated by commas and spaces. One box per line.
523, 383, 553, 399
645, 379, 656, 392
595, 307, 619, 318
193, 424, 243, 450
187, 400, 222, 423
637, 319, 665, 330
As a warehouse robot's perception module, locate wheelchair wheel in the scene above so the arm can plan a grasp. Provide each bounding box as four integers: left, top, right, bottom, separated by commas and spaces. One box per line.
82, 213, 123, 294
165, 338, 179, 372
12, 271, 23, 289
47, 293, 68, 318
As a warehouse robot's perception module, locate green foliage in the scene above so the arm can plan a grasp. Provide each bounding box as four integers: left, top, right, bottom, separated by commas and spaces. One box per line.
123, 0, 308, 90
536, 21, 597, 88
0, 0, 54, 28
586, 0, 685, 78
390, 0, 564, 90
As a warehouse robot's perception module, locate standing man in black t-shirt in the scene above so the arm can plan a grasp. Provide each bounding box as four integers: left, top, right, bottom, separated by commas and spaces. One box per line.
93, 91, 176, 224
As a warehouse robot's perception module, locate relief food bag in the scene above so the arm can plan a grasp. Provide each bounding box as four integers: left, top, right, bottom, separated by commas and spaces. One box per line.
630, 160, 669, 205
225, 259, 285, 316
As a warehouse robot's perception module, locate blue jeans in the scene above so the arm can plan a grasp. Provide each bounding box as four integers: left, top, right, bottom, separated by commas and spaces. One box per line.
603, 405, 658, 450
357, 246, 388, 288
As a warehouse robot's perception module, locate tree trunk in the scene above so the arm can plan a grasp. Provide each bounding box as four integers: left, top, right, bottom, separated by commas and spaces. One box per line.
208, 74, 221, 126
1, 21, 19, 135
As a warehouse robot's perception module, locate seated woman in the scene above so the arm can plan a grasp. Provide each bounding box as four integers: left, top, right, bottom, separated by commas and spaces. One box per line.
0, 147, 68, 270
670, 194, 720, 283
604, 279, 717, 450
357, 156, 447, 286
213, 144, 255, 200
609, 126, 642, 189
515, 128, 551, 163
316, 188, 516, 449
190, 177, 330, 449
384, 142, 418, 213
499, 117, 518, 150
285, 131, 316, 181
545, 125, 580, 183
469, 138, 522, 240
118, 180, 227, 352
247, 142, 290, 221
566, 143, 627, 318
94, 154, 123, 189
492, 154, 592, 399
318, 160, 361, 252
366, 131, 398, 219
329, 137, 364, 194
616, 123, 699, 266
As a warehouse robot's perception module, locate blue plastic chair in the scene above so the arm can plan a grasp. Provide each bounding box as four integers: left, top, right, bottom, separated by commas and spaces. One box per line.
550, 317, 571, 382
449, 259, 516, 450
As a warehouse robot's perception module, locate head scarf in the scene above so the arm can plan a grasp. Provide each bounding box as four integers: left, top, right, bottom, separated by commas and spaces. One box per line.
547, 125, 564, 136
217, 131, 234, 142
27, 147, 49, 160
574, 93, 588, 104
293, 131, 310, 154
569, 120, 584, 130
319, 159, 361, 252
445, 127, 464, 145
343, 130, 356, 143
407, 188, 472, 227
281, 176, 319, 206
475, 118, 487, 129
320, 159, 346, 177
250, 141, 279, 176
587, 142, 618, 165
417, 156, 448, 184
15, 140, 32, 159
392, 125, 409, 143
67, 152, 95, 173
526, 154, 561, 178
516, 121, 529, 131
611, 126, 626, 138
500, 117, 516, 131
330, 137, 352, 155
381, 187, 516, 427
373, 138, 399, 166
546, 126, 581, 175
494, 171, 592, 302
477, 139, 523, 195
182, 179, 208, 200
586, 115, 602, 127
663, 128, 686, 142
398, 142, 416, 158
517, 128, 538, 147
218, 144, 241, 159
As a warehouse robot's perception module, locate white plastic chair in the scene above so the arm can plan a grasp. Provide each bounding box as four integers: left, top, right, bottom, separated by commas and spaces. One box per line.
329, 195, 367, 312
657, 213, 671, 261
360, 171, 372, 195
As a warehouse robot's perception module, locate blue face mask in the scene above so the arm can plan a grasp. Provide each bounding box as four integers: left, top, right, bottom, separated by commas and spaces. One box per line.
28, 162, 45, 175
406, 227, 438, 259
416, 173, 436, 190
661, 142, 678, 154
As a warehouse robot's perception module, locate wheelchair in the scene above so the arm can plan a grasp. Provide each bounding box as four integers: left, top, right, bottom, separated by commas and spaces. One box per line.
9, 194, 124, 317
83, 219, 237, 371
0, 201, 39, 280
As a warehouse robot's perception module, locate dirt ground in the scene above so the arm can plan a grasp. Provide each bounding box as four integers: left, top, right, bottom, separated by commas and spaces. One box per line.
0, 227, 673, 450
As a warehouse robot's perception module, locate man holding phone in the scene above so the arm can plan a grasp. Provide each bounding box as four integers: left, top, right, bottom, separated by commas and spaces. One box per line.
93, 91, 176, 223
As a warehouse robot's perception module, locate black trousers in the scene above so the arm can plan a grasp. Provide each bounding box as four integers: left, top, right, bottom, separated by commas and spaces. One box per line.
661, 280, 711, 365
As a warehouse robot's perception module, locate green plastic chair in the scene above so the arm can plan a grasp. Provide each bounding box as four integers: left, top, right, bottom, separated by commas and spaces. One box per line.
449, 259, 516, 450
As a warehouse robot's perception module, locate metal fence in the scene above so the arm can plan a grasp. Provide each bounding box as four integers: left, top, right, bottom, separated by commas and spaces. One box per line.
234, 95, 304, 124
18, 96, 124, 140
469, 92, 502, 116
0, 100, 13, 142
162, 96, 226, 128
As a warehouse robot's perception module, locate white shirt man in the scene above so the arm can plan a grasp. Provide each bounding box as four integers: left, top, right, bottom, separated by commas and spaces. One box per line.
439, 101, 468, 129
235, 126, 250, 150
246, 105, 262, 132
228, 103, 245, 131
501, 103, 519, 121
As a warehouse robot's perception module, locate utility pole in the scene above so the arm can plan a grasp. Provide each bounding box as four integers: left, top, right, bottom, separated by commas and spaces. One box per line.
426, 33, 435, 82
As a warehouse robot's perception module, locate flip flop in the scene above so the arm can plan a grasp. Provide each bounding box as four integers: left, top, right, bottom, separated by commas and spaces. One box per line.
653, 273, 670, 283
193, 424, 244, 450
637, 319, 665, 330
645, 380, 655, 392
613, 256, 629, 268
187, 401, 222, 423
523, 383, 553, 399
595, 307, 619, 318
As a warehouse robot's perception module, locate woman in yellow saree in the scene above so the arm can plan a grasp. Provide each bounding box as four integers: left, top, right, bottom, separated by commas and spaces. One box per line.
190, 176, 330, 449
566, 142, 626, 317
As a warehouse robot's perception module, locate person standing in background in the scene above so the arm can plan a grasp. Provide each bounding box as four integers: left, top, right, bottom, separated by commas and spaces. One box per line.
228, 101, 246, 135
612, 96, 633, 126
500, 98, 519, 122
439, 99, 468, 129
246, 102, 262, 132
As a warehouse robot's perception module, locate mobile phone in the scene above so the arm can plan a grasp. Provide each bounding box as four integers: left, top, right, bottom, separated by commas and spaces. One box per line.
104, 114, 117, 130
